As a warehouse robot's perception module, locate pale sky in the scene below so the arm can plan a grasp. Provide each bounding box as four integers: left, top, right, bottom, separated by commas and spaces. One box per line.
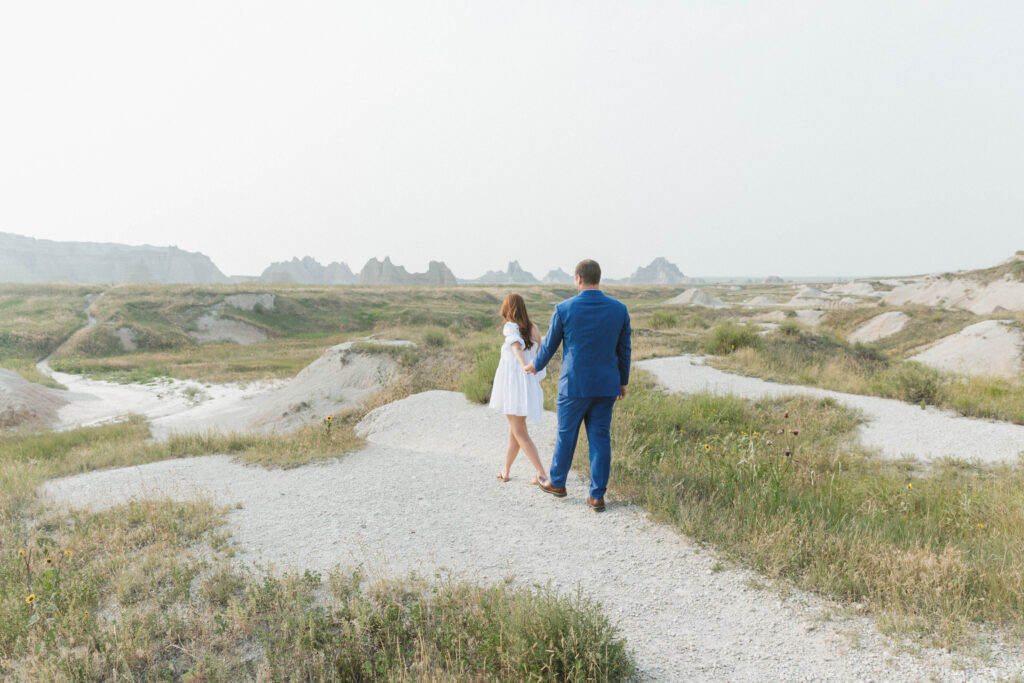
1, 1, 1022, 279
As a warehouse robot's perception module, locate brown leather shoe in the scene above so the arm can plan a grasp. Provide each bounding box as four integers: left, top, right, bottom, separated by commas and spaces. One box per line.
587, 496, 606, 512
539, 480, 567, 497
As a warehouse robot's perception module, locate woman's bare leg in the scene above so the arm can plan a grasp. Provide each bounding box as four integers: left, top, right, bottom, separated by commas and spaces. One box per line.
497, 426, 518, 480
507, 415, 548, 484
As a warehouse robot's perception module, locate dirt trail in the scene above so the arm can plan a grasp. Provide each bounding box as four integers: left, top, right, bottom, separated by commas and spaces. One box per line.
42, 390, 1023, 681
638, 355, 1024, 463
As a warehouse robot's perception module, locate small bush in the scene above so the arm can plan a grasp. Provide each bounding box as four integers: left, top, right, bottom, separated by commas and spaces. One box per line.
422, 327, 450, 348
779, 319, 800, 336
460, 344, 500, 404
650, 311, 677, 330
704, 323, 759, 355
875, 361, 946, 405
850, 342, 886, 364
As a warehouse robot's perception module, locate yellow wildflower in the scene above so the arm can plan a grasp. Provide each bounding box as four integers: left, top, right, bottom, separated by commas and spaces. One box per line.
704, 443, 711, 451
64, 549, 72, 557
18, 549, 26, 557
25, 594, 35, 605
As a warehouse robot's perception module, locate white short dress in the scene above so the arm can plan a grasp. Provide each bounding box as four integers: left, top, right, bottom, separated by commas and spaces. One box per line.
489, 321, 546, 421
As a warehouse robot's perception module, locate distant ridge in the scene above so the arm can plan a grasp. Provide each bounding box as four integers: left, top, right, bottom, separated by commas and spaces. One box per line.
542, 268, 574, 284
469, 261, 540, 284
0, 232, 228, 284
359, 257, 457, 286
623, 257, 700, 285
259, 257, 357, 285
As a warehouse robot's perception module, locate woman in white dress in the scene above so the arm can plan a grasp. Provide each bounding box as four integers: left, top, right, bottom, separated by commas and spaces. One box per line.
489, 293, 549, 485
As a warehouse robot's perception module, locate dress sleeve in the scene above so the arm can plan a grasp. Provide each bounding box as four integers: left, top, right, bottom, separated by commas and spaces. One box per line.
502, 321, 525, 349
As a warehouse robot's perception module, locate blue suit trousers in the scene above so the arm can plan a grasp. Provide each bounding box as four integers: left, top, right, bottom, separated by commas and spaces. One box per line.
549, 395, 617, 499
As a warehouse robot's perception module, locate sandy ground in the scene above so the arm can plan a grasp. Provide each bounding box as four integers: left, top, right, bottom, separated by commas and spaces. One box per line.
794, 309, 825, 326
848, 311, 910, 343
189, 314, 269, 345
911, 320, 1023, 378
41, 390, 1024, 681
46, 367, 252, 435
829, 282, 883, 297
664, 288, 730, 308
0, 368, 68, 430
744, 295, 779, 307
884, 277, 1024, 314
36, 341, 405, 438
637, 355, 1024, 463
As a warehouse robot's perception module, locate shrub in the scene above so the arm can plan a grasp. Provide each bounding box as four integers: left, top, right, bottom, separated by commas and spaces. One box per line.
422, 327, 450, 348
850, 342, 886, 364
875, 361, 946, 405
460, 344, 500, 404
704, 323, 759, 355
779, 319, 801, 336
650, 311, 678, 330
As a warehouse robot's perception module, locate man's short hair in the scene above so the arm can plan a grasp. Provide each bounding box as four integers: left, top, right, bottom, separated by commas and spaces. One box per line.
575, 259, 601, 285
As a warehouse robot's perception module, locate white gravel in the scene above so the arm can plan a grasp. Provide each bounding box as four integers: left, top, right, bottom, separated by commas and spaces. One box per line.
41, 390, 1024, 681
638, 355, 1024, 464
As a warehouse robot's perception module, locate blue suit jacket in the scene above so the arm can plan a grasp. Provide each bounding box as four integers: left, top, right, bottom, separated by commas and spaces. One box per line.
533, 289, 631, 398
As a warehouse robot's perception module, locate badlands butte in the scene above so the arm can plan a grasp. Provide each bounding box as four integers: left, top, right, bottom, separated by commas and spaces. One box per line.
2, 241, 1024, 679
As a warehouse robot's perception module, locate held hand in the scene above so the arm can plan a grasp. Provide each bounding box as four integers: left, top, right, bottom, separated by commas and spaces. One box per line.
618, 385, 628, 400
524, 363, 537, 375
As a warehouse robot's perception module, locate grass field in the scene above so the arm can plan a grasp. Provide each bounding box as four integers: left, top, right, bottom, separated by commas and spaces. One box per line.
708, 319, 1024, 424
460, 326, 1024, 650
6, 280, 1024, 664
607, 378, 1024, 647
0, 285, 95, 387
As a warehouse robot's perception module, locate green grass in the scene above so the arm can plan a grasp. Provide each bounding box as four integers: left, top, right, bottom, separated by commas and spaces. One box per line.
0, 416, 366, 516
0, 285, 94, 380
460, 343, 501, 404
649, 311, 677, 330
50, 338, 347, 383
711, 326, 1024, 423
597, 376, 1024, 646
422, 325, 450, 347
6, 363, 66, 390
43, 285, 510, 383
704, 321, 760, 355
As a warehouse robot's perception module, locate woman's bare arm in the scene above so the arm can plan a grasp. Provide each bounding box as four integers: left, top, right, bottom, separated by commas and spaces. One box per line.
511, 342, 528, 368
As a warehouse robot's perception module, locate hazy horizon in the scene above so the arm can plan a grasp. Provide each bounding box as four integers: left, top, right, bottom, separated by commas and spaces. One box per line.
2, 2, 1022, 279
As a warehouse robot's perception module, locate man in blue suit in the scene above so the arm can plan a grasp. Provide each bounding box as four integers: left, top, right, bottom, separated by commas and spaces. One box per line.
525, 259, 631, 512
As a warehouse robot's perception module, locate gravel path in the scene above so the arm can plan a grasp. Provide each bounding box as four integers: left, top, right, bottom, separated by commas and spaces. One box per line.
638, 355, 1024, 463
42, 390, 1023, 681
